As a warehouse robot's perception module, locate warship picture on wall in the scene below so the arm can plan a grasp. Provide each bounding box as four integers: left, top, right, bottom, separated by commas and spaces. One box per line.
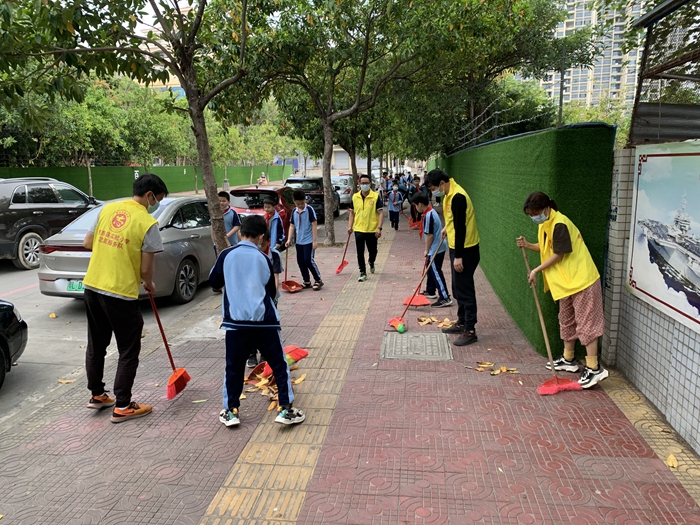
627, 141, 700, 332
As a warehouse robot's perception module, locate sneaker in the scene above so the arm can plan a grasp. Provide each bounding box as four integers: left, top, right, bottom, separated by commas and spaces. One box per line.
441, 322, 465, 334
110, 402, 152, 423
313, 280, 324, 290
546, 356, 580, 373
275, 406, 306, 425
420, 291, 438, 299
302, 282, 312, 289
431, 298, 453, 308
454, 330, 478, 346
369, 264, 375, 274
219, 408, 240, 427
246, 356, 258, 368
578, 366, 609, 389
87, 392, 115, 410
358, 273, 367, 282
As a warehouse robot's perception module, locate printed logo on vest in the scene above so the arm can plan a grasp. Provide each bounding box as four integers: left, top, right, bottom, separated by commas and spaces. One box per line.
110, 210, 131, 232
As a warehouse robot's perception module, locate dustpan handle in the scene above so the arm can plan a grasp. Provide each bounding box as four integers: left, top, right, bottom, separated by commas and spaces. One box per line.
521, 247, 557, 379
399, 236, 445, 320
148, 292, 177, 372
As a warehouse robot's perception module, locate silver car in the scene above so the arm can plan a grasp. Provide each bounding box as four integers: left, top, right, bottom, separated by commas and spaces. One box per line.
38, 196, 217, 304
332, 175, 354, 206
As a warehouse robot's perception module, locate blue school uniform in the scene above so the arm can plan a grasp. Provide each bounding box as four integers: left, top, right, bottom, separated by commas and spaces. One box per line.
423, 208, 449, 300
291, 205, 317, 246
267, 211, 285, 248
223, 207, 241, 245
386, 191, 403, 213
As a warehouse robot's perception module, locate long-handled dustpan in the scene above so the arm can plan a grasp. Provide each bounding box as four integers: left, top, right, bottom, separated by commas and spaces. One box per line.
336, 231, 352, 274
282, 245, 303, 293
389, 237, 446, 333
520, 247, 581, 395
148, 292, 191, 399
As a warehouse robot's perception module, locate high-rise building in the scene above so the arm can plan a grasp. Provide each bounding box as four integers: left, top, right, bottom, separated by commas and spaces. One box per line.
540, 2, 645, 107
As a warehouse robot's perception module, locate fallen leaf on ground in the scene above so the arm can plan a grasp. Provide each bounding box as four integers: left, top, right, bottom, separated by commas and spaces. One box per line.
66, 321, 71, 325
390, 255, 396, 258
290, 365, 298, 371
476, 367, 484, 372
79, 345, 85, 349
666, 454, 679, 469
499, 366, 508, 373
320, 297, 325, 301
262, 388, 269, 396
257, 378, 270, 387
518, 380, 523, 385
155, 383, 160, 387
498, 467, 503, 473
239, 394, 246, 400
246, 387, 258, 392
431, 317, 439, 323
477, 362, 494, 367
141, 334, 146, 338
506, 368, 517, 372
487, 348, 492, 351
465, 366, 473, 369
192, 399, 208, 404
294, 374, 307, 385
58, 378, 76, 384
490, 369, 501, 376
417, 316, 431, 326
268, 400, 277, 411
49, 313, 57, 319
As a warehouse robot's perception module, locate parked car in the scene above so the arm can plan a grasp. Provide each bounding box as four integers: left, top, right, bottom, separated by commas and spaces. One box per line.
332, 175, 354, 207
0, 177, 99, 270
228, 186, 295, 232
38, 196, 217, 304
0, 300, 27, 392
284, 176, 340, 223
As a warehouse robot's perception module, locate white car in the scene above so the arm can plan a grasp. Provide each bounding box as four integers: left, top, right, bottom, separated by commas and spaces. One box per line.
332, 175, 354, 206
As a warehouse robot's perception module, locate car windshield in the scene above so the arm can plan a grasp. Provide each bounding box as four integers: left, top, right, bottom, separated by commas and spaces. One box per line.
229, 191, 277, 209
332, 178, 351, 186
286, 180, 322, 191
62, 199, 174, 232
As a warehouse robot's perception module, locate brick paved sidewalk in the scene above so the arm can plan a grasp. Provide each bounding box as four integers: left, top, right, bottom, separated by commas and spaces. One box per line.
1, 212, 699, 525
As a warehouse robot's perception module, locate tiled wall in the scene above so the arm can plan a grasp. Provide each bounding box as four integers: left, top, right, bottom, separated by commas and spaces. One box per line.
604, 148, 700, 454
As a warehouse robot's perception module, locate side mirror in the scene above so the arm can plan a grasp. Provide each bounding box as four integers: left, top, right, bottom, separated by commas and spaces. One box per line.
334, 186, 341, 191
87, 196, 97, 205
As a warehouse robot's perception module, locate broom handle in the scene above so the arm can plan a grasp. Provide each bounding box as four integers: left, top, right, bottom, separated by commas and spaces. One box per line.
284, 243, 289, 282
341, 230, 351, 260
520, 247, 557, 379
399, 236, 445, 320
148, 292, 177, 372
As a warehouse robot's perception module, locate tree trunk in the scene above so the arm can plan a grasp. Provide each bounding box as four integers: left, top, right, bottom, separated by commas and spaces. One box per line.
349, 145, 357, 180
86, 155, 93, 197
249, 164, 254, 185
189, 102, 229, 253
366, 138, 371, 180
282, 158, 286, 182
321, 120, 336, 245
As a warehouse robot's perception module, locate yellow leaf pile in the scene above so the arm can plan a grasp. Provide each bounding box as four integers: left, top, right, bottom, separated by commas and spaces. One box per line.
244, 367, 308, 404
471, 362, 519, 376
416, 316, 455, 328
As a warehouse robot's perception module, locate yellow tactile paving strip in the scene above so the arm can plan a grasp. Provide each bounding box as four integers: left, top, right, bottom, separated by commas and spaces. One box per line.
601, 370, 700, 503
199, 232, 394, 525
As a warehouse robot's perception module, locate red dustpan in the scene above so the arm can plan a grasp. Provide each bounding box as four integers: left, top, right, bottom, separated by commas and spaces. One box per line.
336, 231, 351, 274
520, 247, 582, 395
281, 246, 303, 293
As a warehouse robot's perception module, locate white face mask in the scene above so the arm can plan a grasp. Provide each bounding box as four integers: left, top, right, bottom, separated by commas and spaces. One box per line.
147, 192, 160, 214
531, 212, 548, 224
392, 186, 398, 191
360, 184, 370, 192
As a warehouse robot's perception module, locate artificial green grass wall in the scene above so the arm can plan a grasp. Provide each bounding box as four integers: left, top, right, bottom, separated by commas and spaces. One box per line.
0, 164, 292, 200
439, 124, 615, 357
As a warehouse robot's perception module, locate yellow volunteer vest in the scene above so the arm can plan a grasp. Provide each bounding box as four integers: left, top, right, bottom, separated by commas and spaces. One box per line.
538, 210, 600, 301
443, 180, 479, 250
352, 189, 380, 233
83, 200, 158, 299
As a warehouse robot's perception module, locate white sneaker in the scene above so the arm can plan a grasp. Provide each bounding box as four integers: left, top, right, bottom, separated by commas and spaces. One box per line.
275, 406, 306, 425
578, 366, 609, 388
546, 356, 580, 373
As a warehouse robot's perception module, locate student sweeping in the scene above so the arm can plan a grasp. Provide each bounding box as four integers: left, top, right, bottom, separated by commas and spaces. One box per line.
516, 191, 608, 389
263, 198, 285, 251
286, 190, 323, 290
210, 215, 305, 426
247, 229, 284, 369
386, 183, 403, 231
413, 192, 451, 308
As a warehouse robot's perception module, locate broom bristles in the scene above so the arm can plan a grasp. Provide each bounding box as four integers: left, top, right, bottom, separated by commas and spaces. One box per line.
166, 368, 191, 400
537, 378, 582, 395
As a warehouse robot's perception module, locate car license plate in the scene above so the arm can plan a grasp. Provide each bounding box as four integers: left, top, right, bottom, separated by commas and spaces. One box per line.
67, 280, 84, 292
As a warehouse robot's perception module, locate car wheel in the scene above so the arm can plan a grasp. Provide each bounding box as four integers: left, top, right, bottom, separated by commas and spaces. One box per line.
333, 198, 340, 218
171, 258, 198, 304
0, 347, 6, 392
12, 232, 43, 270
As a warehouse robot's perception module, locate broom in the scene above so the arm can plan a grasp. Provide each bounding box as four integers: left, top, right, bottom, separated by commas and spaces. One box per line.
389, 237, 445, 333
148, 292, 191, 399
520, 247, 581, 395
336, 231, 352, 274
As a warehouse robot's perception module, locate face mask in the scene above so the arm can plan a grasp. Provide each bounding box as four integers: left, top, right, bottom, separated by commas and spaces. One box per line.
360, 184, 370, 192
147, 193, 160, 214
531, 212, 548, 224
392, 186, 398, 191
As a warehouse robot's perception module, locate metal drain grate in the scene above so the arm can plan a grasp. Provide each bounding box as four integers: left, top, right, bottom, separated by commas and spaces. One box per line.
380, 332, 453, 361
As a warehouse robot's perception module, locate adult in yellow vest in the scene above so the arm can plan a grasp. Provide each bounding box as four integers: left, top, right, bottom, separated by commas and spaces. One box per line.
348, 174, 384, 282
516, 191, 608, 389
82, 174, 168, 423
426, 169, 481, 346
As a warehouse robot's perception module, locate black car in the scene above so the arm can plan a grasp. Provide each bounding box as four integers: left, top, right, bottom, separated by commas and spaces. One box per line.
0, 177, 99, 269
0, 300, 28, 391
284, 176, 340, 223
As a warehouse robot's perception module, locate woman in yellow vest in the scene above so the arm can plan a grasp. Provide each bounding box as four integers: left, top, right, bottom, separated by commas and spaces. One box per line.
426, 169, 480, 346
516, 191, 608, 389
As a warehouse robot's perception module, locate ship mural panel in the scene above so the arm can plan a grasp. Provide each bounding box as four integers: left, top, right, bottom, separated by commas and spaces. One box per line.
627, 142, 700, 333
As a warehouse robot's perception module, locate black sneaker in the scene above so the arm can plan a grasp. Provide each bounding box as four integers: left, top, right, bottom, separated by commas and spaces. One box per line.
275, 406, 306, 425
578, 366, 609, 389
431, 298, 453, 308
358, 273, 367, 282
246, 356, 258, 368
420, 291, 438, 299
454, 330, 478, 346
219, 408, 240, 427
546, 356, 580, 373
369, 263, 375, 274
313, 280, 324, 290
441, 323, 465, 334
302, 281, 312, 289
